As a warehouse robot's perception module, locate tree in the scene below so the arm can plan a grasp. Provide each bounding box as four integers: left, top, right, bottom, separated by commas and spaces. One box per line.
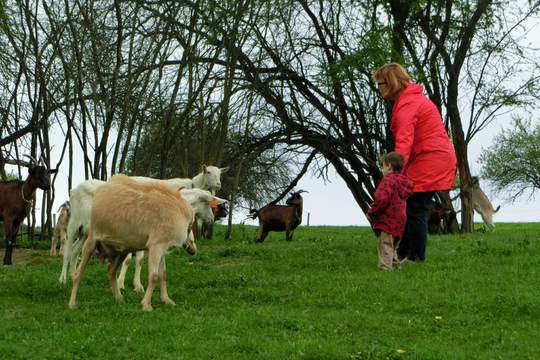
384, 0, 540, 231
479, 118, 540, 200
131, 0, 540, 228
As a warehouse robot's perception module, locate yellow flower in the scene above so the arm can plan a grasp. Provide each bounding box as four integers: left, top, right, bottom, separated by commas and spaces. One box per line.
396, 348, 406, 354
435, 316, 443, 320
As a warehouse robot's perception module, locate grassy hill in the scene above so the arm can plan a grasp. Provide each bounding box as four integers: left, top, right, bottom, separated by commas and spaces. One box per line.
0, 223, 538, 359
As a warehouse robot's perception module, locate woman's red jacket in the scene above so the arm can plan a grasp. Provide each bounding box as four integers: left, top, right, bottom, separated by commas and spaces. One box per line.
391, 83, 457, 192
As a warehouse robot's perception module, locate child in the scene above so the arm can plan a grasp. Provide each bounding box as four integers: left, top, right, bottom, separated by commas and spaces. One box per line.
367, 152, 414, 270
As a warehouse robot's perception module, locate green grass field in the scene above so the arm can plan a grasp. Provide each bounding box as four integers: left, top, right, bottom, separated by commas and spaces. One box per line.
1, 223, 539, 359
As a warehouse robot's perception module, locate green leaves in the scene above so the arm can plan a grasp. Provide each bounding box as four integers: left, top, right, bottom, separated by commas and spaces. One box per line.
332, 26, 394, 80
479, 117, 540, 199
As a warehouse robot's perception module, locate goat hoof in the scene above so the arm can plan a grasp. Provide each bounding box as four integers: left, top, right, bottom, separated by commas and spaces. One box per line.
141, 304, 153, 311
134, 285, 145, 293
161, 298, 176, 306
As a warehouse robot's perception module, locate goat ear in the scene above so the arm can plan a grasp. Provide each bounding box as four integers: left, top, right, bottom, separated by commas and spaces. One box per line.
219, 166, 229, 174
201, 164, 208, 173
48, 169, 58, 174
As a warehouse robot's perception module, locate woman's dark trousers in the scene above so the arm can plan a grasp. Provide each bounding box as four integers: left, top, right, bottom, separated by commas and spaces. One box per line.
398, 191, 435, 261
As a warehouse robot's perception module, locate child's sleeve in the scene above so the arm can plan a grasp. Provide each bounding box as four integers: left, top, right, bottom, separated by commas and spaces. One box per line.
367, 178, 391, 218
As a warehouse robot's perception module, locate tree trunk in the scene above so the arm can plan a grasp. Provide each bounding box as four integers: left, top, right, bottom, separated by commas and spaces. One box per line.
447, 100, 474, 232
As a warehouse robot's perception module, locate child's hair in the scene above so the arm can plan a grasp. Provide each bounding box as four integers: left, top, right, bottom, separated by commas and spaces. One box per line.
382, 152, 404, 172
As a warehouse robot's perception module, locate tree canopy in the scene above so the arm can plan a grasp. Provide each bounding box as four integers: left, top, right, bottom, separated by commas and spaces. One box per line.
480, 118, 540, 200
1, 0, 539, 235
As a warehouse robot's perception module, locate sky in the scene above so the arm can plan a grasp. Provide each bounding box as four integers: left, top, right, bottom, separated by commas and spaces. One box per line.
8, 15, 540, 228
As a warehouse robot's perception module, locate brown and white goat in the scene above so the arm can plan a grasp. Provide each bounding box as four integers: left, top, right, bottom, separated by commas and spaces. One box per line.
0, 164, 57, 265
249, 190, 306, 242
50, 201, 70, 256
68, 174, 196, 311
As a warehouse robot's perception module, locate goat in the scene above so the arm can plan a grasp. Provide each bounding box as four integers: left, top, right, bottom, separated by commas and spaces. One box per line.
471, 177, 500, 231
0, 163, 57, 265
117, 188, 227, 292
132, 165, 228, 240
192, 165, 228, 195
193, 201, 228, 240
203, 202, 228, 239
191, 165, 228, 240
428, 203, 459, 234
59, 179, 105, 283
68, 174, 196, 311
50, 201, 70, 256
249, 190, 306, 242
59, 165, 226, 283
130, 176, 193, 190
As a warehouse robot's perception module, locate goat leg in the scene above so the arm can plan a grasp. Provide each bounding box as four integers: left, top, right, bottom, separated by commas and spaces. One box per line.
3, 233, 14, 265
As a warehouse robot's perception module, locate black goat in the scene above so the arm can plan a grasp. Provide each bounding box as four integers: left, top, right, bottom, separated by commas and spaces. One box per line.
249, 190, 306, 242
0, 163, 57, 265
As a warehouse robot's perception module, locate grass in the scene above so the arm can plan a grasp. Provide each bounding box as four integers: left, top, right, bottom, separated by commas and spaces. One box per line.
0, 223, 539, 359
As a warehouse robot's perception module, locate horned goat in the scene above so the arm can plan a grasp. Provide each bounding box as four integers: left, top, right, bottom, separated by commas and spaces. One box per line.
249, 190, 306, 242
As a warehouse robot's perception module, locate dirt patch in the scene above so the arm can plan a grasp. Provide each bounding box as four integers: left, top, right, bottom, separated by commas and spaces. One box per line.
3, 248, 51, 266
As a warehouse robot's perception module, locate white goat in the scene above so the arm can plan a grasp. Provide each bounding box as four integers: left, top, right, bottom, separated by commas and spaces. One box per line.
130, 176, 193, 190
192, 165, 228, 195
192, 165, 228, 240
68, 175, 196, 311
50, 201, 71, 256
59, 179, 105, 283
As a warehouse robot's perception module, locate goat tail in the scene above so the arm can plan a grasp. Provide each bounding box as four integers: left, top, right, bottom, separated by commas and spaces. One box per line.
249, 209, 259, 220
494, 205, 501, 213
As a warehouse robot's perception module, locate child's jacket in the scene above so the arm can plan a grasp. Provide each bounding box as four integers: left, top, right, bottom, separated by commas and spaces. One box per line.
368, 173, 414, 237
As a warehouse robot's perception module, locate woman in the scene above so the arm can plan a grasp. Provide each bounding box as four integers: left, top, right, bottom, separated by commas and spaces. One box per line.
373, 63, 457, 262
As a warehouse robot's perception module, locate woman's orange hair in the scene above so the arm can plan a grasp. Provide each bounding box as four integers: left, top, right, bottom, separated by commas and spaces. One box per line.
372, 63, 412, 100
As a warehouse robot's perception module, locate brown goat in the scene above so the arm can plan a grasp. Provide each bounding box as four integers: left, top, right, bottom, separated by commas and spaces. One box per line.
0, 165, 57, 265
249, 190, 306, 242
428, 202, 459, 234
50, 201, 70, 256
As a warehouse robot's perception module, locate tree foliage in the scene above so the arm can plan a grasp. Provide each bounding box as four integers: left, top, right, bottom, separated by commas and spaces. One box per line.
0, 0, 539, 235
480, 118, 540, 200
